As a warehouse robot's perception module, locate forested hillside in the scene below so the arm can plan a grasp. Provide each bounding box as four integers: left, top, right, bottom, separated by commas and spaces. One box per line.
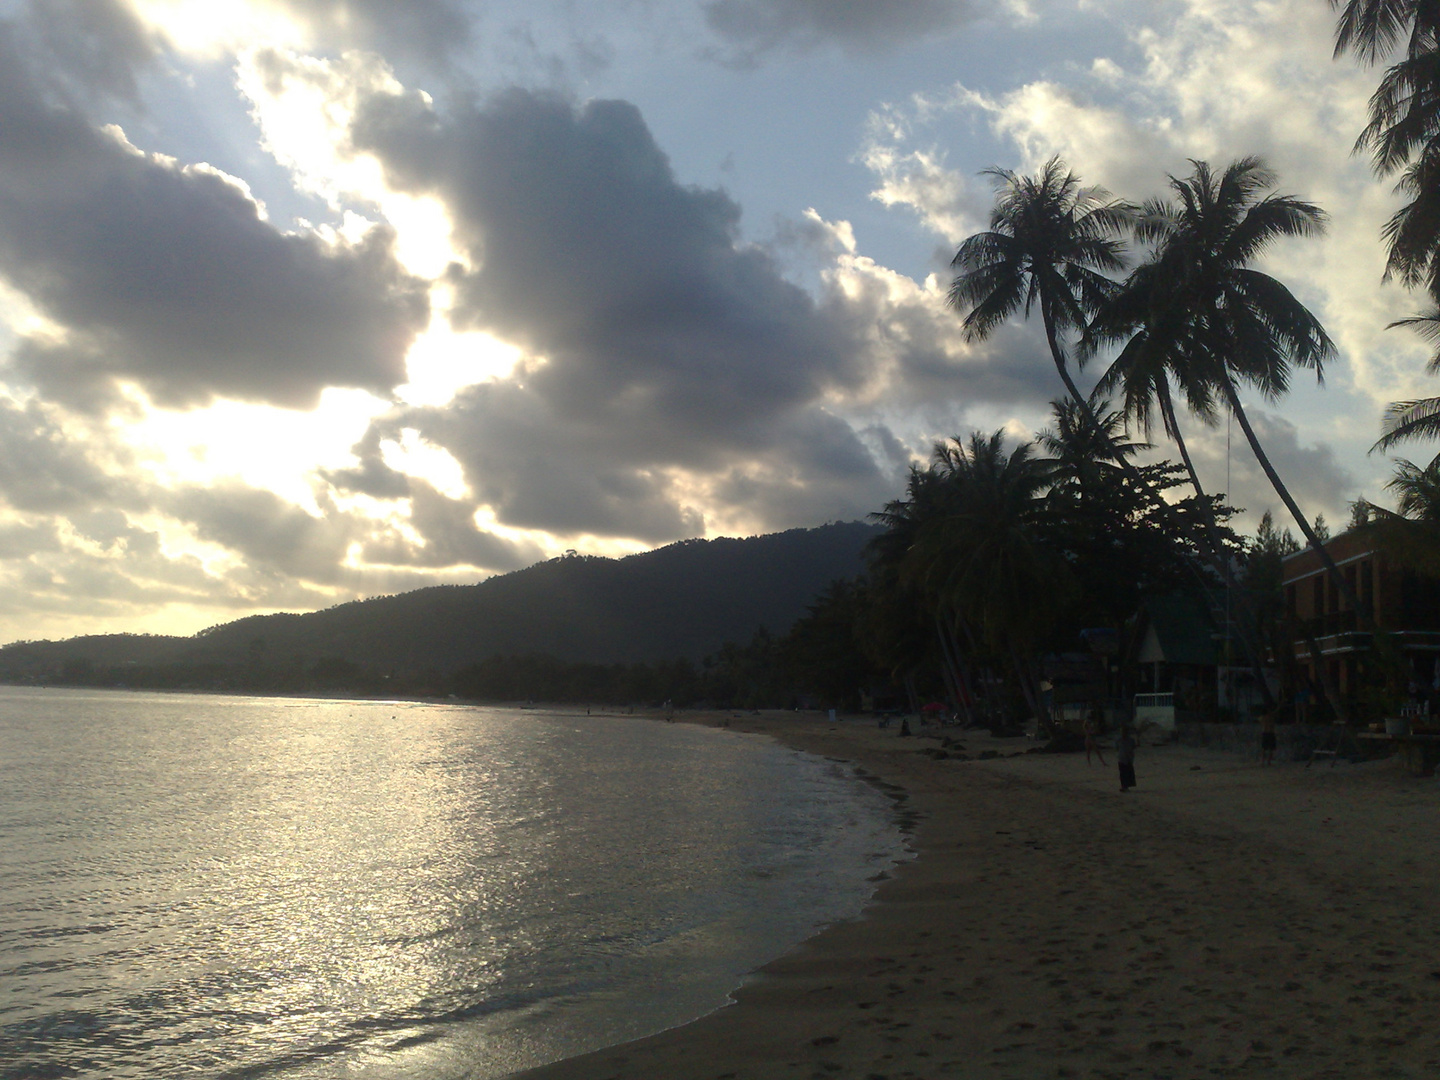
0, 522, 879, 693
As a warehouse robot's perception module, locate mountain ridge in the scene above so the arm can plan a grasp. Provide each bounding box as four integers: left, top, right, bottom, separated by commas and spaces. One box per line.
0, 522, 880, 682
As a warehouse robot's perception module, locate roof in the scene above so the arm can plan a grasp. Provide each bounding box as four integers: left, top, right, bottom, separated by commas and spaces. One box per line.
1137, 595, 1218, 666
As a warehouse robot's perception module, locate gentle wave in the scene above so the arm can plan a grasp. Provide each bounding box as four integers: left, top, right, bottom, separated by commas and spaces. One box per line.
0, 688, 906, 1079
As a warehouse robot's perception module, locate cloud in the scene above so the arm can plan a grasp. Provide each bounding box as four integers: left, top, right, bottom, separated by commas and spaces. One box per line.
22, 0, 161, 102
0, 397, 134, 514
701, 0, 978, 64
1164, 405, 1358, 529
117, 0, 475, 65
263, 0, 474, 59
0, 25, 430, 410
165, 481, 362, 582
333, 85, 925, 538
360, 482, 546, 569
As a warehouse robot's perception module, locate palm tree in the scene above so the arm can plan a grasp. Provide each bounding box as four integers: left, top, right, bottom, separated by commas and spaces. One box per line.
1332, 0, 1440, 64
1331, 4, 1440, 463
1388, 454, 1440, 520
948, 157, 1130, 410
1373, 307, 1440, 448
1035, 396, 1145, 501
900, 432, 1072, 728
1090, 158, 1360, 615
1331, 1, 1440, 286
952, 158, 1240, 580
1087, 264, 1222, 518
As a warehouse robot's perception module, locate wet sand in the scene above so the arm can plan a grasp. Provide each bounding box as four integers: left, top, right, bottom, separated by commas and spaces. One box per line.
512, 713, 1440, 1079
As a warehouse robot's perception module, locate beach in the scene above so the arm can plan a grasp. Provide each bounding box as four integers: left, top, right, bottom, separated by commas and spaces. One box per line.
514, 713, 1440, 1080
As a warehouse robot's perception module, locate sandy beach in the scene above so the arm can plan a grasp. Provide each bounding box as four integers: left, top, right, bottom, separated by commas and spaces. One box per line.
513, 712, 1440, 1080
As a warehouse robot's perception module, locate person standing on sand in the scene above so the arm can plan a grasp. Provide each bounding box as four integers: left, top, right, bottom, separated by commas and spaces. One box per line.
1117, 726, 1136, 792
1260, 708, 1278, 766
1084, 707, 1106, 766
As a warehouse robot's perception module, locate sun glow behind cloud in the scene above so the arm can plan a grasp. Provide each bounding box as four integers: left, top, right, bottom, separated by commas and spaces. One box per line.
235, 47, 463, 280
123, 387, 389, 511
398, 300, 525, 407
131, 0, 307, 57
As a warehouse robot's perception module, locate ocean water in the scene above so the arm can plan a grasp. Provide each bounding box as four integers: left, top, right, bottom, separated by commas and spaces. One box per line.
0, 688, 906, 1080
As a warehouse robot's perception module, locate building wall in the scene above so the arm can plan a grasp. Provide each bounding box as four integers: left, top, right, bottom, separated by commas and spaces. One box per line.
1279, 531, 1440, 712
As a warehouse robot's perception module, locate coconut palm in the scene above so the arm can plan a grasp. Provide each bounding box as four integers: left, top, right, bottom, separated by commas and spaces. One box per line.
952, 158, 1243, 579
1332, 0, 1440, 65
1087, 259, 1223, 514
903, 432, 1072, 726
1371, 306, 1440, 449
1332, 1, 1440, 285
1089, 157, 1359, 615
1035, 396, 1146, 501
1331, 3, 1440, 455
948, 157, 1130, 409
1388, 454, 1440, 520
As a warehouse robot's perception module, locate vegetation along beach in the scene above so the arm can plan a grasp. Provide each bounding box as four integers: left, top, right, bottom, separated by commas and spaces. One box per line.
10, 2, 1440, 1080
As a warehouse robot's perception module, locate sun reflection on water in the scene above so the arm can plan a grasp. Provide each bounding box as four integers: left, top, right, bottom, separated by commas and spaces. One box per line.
0, 690, 905, 1080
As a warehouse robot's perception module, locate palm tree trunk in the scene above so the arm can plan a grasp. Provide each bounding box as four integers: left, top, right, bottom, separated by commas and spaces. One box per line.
933, 613, 966, 723
1219, 378, 1365, 622
1041, 305, 1091, 408
1159, 388, 1277, 710
1050, 309, 1281, 714
939, 614, 978, 726
1046, 305, 1238, 569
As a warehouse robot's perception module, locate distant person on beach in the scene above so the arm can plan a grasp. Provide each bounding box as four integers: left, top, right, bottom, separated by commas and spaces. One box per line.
1260, 708, 1278, 766
1084, 707, 1106, 766
1117, 726, 1137, 792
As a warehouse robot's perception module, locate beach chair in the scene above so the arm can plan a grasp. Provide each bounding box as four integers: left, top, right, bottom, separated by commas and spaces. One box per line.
1305, 723, 1347, 768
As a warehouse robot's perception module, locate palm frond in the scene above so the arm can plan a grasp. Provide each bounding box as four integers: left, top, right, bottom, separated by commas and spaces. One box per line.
1332, 1, 1439, 64
1375, 395, 1440, 449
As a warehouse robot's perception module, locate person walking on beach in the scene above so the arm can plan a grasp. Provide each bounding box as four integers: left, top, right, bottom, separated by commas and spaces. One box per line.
1260, 707, 1278, 766
1084, 707, 1106, 766
1116, 726, 1137, 792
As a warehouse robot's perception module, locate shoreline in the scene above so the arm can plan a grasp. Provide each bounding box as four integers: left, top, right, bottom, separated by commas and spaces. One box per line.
512, 711, 1440, 1080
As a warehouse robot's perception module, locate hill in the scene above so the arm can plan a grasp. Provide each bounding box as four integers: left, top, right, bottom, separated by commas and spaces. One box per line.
0, 522, 880, 687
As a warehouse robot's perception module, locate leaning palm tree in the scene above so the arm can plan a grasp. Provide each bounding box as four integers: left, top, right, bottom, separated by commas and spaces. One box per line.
1095, 157, 1360, 614
948, 156, 1130, 410
951, 159, 1233, 568
1087, 256, 1223, 513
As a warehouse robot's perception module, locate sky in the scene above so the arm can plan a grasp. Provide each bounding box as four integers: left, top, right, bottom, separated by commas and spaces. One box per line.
0, 0, 1429, 643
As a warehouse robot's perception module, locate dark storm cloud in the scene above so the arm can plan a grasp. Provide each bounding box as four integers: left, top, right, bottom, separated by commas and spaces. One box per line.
382, 384, 710, 542
701, 0, 975, 63
0, 27, 430, 410
320, 428, 413, 499
22, 0, 160, 103
353, 89, 866, 430
338, 84, 909, 537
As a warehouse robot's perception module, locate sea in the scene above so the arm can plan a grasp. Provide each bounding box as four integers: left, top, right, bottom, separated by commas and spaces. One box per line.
0, 687, 907, 1080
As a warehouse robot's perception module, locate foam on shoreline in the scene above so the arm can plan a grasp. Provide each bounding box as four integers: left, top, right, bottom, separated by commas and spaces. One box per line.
512, 710, 1440, 1080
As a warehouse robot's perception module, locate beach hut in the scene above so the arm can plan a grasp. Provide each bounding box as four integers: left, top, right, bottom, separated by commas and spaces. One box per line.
1130, 596, 1219, 719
